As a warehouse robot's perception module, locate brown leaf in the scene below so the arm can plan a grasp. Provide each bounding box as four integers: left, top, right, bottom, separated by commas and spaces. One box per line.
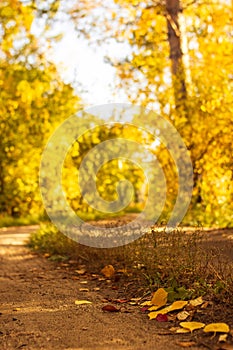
75, 269, 86, 275
101, 265, 115, 278
176, 341, 196, 347
102, 305, 120, 312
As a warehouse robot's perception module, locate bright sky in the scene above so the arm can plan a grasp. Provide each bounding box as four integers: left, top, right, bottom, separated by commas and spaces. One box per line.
46, 21, 130, 107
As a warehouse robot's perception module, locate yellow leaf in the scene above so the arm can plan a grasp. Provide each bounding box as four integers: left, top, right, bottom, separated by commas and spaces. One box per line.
189, 296, 204, 307
101, 265, 115, 278
151, 288, 168, 309
75, 300, 92, 305
141, 301, 152, 306
176, 328, 190, 334
149, 300, 188, 319
169, 300, 188, 311
180, 322, 205, 332
204, 323, 230, 333
176, 341, 197, 347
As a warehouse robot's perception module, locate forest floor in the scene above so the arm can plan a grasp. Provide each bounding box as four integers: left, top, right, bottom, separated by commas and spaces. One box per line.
0, 224, 233, 350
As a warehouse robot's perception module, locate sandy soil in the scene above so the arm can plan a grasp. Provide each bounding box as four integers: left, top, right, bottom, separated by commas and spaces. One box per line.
0, 225, 233, 350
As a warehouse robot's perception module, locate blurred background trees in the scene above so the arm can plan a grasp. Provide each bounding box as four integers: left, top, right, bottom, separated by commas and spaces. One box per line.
0, 0, 232, 227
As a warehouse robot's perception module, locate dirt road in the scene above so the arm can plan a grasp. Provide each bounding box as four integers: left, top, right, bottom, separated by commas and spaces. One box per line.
0, 225, 232, 350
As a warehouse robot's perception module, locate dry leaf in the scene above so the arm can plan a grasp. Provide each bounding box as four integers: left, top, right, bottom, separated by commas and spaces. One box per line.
140, 301, 152, 306
177, 311, 190, 321
219, 334, 228, 342
176, 328, 190, 334
75, 300, 92, 305
189, 296, 204, 307
141, 306, 150, 312
75, 269, 86, 275
79, 288, 89, 292
149, 300, 188, 320
130, 297, 141, 302
102, 305, 120, 312
204, 323, 230, 333
156, 314, 168, 322
115, 299, 128, 304
201, 301, 209, 309
180, 322, 205, 332
169, 300, 188, 311
101, 265, 115, 278
176, 341, 196, 347
151, 288, 168, 309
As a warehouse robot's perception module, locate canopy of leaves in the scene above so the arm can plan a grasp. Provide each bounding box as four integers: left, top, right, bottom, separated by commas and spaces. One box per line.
65, 0, 233, 226
0, 0, 80, 218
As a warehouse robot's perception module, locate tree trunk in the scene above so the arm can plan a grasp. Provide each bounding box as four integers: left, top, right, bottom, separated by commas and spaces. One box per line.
165, 0, 188, 112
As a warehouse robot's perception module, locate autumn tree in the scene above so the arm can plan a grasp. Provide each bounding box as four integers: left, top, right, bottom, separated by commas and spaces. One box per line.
21, 0, 233, 226
0, 0, 80, 217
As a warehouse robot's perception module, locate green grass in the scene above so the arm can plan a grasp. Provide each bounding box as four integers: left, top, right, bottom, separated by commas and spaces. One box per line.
28, 221, 233, 304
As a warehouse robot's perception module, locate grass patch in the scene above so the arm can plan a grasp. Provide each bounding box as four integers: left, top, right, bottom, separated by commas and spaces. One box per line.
0, 215, 41, 228
28, 221, 233, 303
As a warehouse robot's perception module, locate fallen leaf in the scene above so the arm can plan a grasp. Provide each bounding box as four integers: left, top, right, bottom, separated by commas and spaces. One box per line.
170, 327, 180, 332
149, 300, 187, 312
180, 322, 205, 332
75, 269, 86, 275
156, 314, 168, 322
201, 301, 209, 309
79, 288, 89, 292
169, 300, 188, 311
102, 305, 120, 312
204, 323, 230, 334
93, 287, 100, 291
80, 281, 88, 284
140, 301, 152, 306
140, 306, 150, 312
189, 296, 204, 307
176, 328, 190, 334
219, 334, 228, 342
101, 265, 115, 278
151, 288, 168, 309
75, 300, 92, 305
130, 297, 141, 302
176, 341, 196, 347
115, 299, 128, 304
149, 300, 188, 320
177, 311, 190, 321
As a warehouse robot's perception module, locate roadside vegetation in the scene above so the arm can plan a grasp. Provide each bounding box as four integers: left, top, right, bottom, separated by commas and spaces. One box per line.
28, 221, 233, 305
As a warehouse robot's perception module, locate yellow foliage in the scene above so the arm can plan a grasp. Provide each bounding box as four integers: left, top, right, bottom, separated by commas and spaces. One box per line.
150, 288, 168, 309
180, 322, 205, 332
203, 323, 230, 334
